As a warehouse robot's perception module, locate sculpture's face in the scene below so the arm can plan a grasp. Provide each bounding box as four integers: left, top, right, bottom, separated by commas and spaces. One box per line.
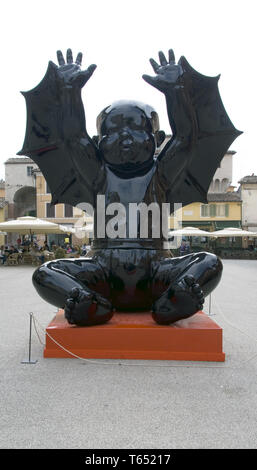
98, 105, 156, 167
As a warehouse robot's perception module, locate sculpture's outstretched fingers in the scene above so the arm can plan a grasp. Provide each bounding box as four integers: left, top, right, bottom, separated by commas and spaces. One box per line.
66, 48, 73, 64
158, 50, 168, 66
142, 74, 157, 86
57, 50, 65, 65
168, 49, 175, 64
149, 58, 159, 73
75, 52, 83, 65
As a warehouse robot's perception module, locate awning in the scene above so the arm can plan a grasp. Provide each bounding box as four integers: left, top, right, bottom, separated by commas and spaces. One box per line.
182, 221, 213, 227
214, 221, 241, 229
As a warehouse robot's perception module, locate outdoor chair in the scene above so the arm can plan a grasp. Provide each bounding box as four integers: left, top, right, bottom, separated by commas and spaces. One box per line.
44, 252, 55, 261
32, 255, 42, 266
65, 252, 80, 258
6, 253, 20, 266
22, 253, 33, 264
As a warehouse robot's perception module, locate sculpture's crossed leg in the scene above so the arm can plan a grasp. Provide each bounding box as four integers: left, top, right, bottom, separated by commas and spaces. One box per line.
32, 252, 222, 327
33, 258, 113, 326
151, 252, 222, 324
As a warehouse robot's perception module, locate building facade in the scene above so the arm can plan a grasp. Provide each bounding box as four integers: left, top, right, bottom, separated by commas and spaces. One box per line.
0, 179, 7, 246
238, 175, 257, 231
0, 179, 5, 198
4, 157, 37, 219
172, 192, 242, 232
4, 158, 87, 246
169, 151, 242, 232
4, 151, 256, 249
208, 151, 235, 193
237, 175, 257, 248
34, 169, 86, 246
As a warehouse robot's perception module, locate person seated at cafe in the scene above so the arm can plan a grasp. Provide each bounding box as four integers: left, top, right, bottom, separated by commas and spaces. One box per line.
30, 244, 40, 255
43, 241, 50, 251
0, 245, 7, 265
9, 245, 19, 254
81, 243, 87, 256
40, 245, 54, 263
50, 240, 55, 250
38, 247, 46, 264
179, 241, 186, 256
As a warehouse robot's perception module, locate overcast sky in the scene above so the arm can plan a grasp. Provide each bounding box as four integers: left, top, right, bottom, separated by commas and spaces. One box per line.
0, 0, 256, 187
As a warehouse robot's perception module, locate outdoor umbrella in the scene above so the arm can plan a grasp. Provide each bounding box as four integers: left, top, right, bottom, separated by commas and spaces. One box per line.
57, 225, 76, 235
0, 216, 69, 235
72, 224, 93, 234
168, 226, 213, 237
211, 227, 257, 237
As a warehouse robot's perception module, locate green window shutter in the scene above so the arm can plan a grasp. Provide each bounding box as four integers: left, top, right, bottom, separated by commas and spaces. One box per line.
225, 204, 229, 217
210, 204, 216, 217
201, 205, 209, 217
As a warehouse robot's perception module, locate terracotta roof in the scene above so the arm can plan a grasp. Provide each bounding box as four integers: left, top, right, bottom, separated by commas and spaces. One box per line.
207, 192, 241, 202
5, 157, 35, 164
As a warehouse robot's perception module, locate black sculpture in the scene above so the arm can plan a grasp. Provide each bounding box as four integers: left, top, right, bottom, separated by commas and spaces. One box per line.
18, 48, 241, 326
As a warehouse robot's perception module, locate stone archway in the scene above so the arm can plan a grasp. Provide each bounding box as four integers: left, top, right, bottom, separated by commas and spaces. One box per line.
13, 186, 36, 218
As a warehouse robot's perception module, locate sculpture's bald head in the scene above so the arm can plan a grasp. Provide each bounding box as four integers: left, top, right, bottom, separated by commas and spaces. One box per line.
97, 100, 165, 169
97, 100, 160, 136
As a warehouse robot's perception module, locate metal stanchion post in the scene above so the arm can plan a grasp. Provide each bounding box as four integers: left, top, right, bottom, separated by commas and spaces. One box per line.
208, 293, 215, 316
21, 312, 38, 364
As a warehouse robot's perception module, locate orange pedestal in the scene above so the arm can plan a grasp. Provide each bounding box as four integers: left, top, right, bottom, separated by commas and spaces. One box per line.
44, 310, 225, 362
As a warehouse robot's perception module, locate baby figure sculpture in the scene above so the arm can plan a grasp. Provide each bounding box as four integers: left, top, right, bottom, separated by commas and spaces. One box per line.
18, 48, 241, 326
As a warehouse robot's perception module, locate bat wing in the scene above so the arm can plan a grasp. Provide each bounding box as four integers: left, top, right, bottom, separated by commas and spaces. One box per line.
17, 62, 95, 207
166, 56, 242, 208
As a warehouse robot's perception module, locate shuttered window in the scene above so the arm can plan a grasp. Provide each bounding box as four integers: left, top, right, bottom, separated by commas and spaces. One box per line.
201, 204, 229, 217
46, 203, 55, 218
64, 204, 73, 218
210, 204, 216, 217
201, 205, 209, 217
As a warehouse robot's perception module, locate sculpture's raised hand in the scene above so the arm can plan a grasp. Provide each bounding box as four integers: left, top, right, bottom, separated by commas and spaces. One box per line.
142, 49, 183, 93
51, 48, 97, 88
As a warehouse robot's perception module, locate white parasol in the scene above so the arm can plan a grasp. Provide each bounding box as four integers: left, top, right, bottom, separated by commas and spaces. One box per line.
0, 216, 69, 235
211, 227, 257, 237
168, 226, 213, 237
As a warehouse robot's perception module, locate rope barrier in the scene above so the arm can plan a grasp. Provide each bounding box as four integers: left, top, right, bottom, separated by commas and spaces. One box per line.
28, 303, 257, 369
21, 312, 38, 364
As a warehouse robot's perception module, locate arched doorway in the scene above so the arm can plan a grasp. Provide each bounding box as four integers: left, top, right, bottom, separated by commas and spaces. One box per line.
13, 186, 36, 218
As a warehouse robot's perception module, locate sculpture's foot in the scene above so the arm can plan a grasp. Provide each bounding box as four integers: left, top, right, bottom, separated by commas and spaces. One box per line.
152, 275, 204, 325
64, 287, 113, 326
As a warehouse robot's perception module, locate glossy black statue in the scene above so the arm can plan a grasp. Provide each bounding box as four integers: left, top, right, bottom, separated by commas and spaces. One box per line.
18, 48, 241, 326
